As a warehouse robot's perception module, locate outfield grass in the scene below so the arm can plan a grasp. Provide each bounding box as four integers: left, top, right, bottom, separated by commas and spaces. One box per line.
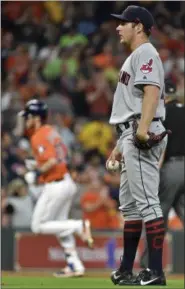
2, 276, 184, 289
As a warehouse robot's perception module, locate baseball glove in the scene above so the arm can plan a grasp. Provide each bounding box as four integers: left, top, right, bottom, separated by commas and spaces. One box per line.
132, 119, 171, 150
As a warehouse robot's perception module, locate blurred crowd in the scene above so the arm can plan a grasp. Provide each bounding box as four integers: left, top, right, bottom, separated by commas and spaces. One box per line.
1, 1, 184, 230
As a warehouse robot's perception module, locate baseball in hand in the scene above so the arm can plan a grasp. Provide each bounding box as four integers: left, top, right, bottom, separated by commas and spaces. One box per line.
106, 160, 120, 172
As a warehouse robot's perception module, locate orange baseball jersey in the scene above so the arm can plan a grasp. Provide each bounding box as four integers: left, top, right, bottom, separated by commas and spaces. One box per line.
30, 125, 69, 183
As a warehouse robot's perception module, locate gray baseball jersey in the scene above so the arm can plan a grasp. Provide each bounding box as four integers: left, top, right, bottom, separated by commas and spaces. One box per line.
109, 43, 165, 124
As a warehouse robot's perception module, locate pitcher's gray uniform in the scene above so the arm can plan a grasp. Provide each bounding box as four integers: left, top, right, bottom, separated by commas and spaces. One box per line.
109, 43, 167, 222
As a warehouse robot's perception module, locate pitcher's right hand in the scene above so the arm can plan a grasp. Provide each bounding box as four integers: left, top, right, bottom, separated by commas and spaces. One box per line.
106, 146, 123, 168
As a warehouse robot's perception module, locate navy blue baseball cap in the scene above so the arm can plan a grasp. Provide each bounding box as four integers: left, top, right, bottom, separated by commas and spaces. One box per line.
111, 5, 154, 31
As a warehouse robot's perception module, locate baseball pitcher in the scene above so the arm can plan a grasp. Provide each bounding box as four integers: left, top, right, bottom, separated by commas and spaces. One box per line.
107, 5, 170, 286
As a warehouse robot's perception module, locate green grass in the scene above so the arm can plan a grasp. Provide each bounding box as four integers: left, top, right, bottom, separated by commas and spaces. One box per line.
2, 276, 184, 288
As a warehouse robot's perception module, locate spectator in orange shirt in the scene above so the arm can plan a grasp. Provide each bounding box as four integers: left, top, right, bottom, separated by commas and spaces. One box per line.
168, 215, 183, 230
86, 68, 112, 118
5, 45, 30, 87
81, 180, 120, 230
93, 43, 115, 69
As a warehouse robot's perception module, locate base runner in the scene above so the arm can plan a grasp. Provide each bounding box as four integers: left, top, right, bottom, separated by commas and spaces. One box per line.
17, 99, 94, 277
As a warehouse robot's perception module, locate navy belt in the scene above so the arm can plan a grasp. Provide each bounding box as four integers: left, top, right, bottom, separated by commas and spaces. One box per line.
116, 116, 162, 136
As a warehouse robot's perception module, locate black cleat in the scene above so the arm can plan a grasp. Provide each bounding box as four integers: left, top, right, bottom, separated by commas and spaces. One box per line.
118, 272, 138, 286
111, 269, 135, 285
111, 270, 123, 285
136, 268, 167, 286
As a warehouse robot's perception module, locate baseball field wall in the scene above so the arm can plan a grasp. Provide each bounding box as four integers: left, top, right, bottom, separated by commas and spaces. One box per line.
2, 228, 184, 273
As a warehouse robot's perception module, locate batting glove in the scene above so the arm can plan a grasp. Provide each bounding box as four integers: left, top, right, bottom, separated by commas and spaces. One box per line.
24, 169, 41, 185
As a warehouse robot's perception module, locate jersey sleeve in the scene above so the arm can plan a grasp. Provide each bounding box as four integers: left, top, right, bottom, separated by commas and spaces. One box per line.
46, 131, 68, 163
133, 50, 161, 90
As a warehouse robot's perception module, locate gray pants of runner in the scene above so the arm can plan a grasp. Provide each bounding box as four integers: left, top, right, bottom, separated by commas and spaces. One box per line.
118, 120, 167, 223
140, 157, 185, 268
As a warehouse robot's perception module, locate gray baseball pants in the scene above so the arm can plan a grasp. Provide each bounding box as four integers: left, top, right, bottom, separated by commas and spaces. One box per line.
117, 120, 167, 223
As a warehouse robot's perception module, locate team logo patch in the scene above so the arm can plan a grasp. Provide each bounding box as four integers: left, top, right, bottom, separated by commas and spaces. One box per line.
140, 58, 153, 74
38, 145, 45, 154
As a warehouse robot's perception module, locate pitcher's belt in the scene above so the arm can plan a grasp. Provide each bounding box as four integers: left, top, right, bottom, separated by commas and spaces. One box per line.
116, 115, 162, 134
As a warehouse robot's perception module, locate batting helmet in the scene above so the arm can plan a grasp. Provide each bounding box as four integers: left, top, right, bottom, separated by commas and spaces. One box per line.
23, 99, 48, 120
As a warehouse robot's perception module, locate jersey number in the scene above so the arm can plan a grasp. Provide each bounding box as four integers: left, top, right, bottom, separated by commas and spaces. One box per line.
119, 71, 130, 86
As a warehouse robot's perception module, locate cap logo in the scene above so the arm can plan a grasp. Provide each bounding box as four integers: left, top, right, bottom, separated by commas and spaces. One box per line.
140, 58, 153, 74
